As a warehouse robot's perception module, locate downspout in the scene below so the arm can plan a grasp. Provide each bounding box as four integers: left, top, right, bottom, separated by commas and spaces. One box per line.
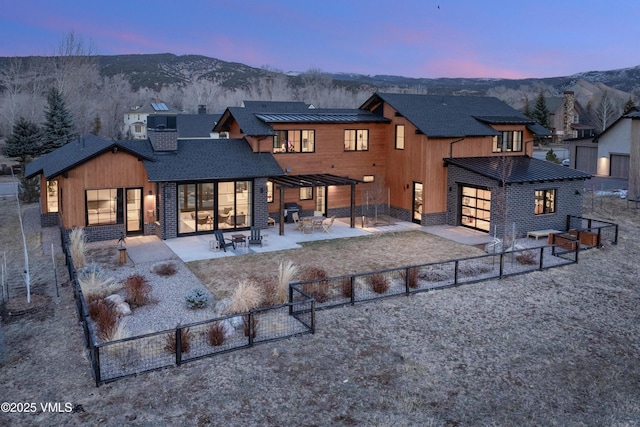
449, 138, 465, 158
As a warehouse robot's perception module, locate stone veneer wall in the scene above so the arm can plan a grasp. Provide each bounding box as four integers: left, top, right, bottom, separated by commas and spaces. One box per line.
447, 165, 585, 239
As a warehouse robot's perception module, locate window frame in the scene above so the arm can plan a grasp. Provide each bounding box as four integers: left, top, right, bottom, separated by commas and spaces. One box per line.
344, 129, 369, 151
492, 130, 523, 153
266, 181, 273, 203
534, 189, 557, 215
85, 188, 123, 226
273, 129, 315, 153
299, 187, 313, 200
395, 124, 405, 150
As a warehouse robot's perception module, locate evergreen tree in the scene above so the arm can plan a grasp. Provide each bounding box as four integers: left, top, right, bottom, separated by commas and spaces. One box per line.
532, 91, 550, 130
2, 117, 42, 165
41, 87, 76, 154
623, 97, 636, 114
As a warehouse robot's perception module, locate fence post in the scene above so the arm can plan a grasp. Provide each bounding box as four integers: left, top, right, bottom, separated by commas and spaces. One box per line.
499, 252, 504, 278
614, 224, 618, 245
175, 326, 182, 366
93, 344, 101, 386
404, 267, 410, 295
566, 214, 571, 231
288, 285, 293, 315
538, 246, 544, 270
575, 241, 580, 264
310, 301, 316, 334
248, 312, 254, 347
350, 276, 355, 305
453, 260, 459, 285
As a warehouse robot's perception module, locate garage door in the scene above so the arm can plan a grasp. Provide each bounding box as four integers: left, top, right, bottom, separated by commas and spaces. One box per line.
460, 186, 491, 232
575, 146, 597, 173
610, 154, 629, 178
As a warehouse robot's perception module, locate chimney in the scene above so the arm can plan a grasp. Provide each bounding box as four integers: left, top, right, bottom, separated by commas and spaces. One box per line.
147, 115, 178, 151
563, 91, 575, 139
198, 105, 207, 114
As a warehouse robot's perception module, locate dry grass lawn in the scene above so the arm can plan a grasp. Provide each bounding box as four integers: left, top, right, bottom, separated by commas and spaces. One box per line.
0, 194, 639, 426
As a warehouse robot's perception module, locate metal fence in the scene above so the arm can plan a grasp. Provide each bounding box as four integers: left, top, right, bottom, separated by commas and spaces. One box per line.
290, 243, 580, 311
566, 214, 619, 247
60, 229, 315, 386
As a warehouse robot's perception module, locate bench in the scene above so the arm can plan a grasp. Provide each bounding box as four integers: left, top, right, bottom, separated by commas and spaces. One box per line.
527, 229, 562, 240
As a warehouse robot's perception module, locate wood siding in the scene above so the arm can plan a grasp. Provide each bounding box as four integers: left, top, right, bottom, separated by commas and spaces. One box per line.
47, 150, 153, 229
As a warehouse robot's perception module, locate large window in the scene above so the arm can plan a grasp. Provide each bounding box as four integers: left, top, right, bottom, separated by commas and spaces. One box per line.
273, 130, 315, 153
300, 187, 313, 200
86, 188, 122, 226
344, 129, 369, 151
46, 180, 59, 213
493, 131, 523, 153
395, 125, 405, 149
535, 189, 556, 215
266, 181, 273, 203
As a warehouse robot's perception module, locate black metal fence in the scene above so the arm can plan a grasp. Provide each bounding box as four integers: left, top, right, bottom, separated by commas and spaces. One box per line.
60, 229, 314, 385
290, 243, 580, 311
566, 214, 619, 247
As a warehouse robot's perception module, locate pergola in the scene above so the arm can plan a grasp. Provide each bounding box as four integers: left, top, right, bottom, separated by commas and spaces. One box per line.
269, 174, 362, 235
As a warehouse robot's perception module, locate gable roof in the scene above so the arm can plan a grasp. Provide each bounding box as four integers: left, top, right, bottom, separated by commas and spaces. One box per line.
361, 93, 546, 138
142, 138, 284, 182
128, 99, 176, 114
444, 156, 592, 184
24, 134, 154, 180
593, 107, 640, 142
177, 113, 222, 138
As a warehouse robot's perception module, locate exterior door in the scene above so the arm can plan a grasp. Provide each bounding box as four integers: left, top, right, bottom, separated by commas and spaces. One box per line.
412, 182, 422, 224
460, 186, 491, 232
316, 186, 326, 215
126, 188, 142, 234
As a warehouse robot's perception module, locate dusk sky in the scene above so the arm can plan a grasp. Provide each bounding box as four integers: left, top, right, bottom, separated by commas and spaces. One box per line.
1, 0, 638, 79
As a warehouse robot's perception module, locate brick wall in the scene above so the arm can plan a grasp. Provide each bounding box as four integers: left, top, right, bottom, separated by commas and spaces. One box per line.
41, 212, 60, 228
160, 182, 177, 239
447, 165, 584, 239
253, 178, 269, 228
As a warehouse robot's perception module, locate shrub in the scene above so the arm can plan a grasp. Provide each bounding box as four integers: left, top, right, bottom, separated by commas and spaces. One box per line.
243, 315, 258, 339
370, 273, 390, 294
276, 260, 298, 304
151, 261, 177, 276
420, 267, 452, 282
87, 298, 118, 341
341, 277, 352, 298
400, 267, 420, 289
185, 288, 210, 309
165, 328, 192, 354
458, 261, 493, 278
207, 322, 225, 346
227, 279, 262, 314
299, 266, 331, 303
104, 318, 130, 342
69, 227, 86, 269
516, 250, 537, 265
259, 277, 279, 307
78, 263, 119, 298
124, 274, 153, 308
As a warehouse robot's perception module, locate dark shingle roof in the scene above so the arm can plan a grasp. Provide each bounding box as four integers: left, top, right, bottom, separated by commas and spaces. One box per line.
142, 138, 284, 182
177, 114, 221, 138
362, 93, 544, 138
241, 101, 311, 112
444, 156, 592, 184
25, 135, 154, 179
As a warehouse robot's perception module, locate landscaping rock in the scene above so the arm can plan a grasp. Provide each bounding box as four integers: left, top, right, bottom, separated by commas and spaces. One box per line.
106, 294, 125, 305
115, 301, 132, 316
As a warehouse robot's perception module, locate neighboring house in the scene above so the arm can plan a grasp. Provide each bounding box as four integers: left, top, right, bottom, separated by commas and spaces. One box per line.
545, 91, 595, 143
176, 113, 223, 139
27, 93, 591, 243
123, 99, 177, 140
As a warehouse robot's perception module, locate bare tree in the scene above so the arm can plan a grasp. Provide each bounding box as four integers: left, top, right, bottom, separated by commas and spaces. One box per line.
588, 91, 620, 133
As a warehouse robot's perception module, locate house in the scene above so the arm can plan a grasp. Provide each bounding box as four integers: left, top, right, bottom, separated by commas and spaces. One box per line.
26, 122, 284, 242
545, 91, 595, 143
26, 93, 591, 243
123, 99, 176, 140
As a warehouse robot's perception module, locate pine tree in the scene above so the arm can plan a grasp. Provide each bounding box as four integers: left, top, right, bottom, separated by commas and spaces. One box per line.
3, 117, 42, 165
532, 91, 550, 130
41, 87, 76, 154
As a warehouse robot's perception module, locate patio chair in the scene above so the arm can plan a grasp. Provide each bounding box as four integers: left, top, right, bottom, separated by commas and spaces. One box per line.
214, 230, 235, 252
248, 226, 263, 247
292, 212, 303, 231
322, 216, 335, 233
302, 218, 314, 234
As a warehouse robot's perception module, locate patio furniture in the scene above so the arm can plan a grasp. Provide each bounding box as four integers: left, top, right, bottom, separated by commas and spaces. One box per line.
214, 230, 235, 252
322, 216, 336, 233
292, 212, 303, 231
267, 217, 276, 227
302, 218, 314, 234
248, 226, 263, 247
312, 216, 324, 231
232, 233, 246, 247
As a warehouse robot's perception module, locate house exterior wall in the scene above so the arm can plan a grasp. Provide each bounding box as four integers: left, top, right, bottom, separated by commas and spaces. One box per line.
42, 150, 155, 238
629, 119, 640, 200
597, 118, 632, 176
447, 165, 584, 239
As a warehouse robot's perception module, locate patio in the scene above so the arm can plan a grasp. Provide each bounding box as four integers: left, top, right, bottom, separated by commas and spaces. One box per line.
158, 217, 497, 263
